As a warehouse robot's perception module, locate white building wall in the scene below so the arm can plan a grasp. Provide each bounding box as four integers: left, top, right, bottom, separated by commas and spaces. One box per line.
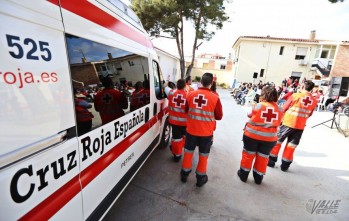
234, 40, 316, 85
155, 49, 180, 82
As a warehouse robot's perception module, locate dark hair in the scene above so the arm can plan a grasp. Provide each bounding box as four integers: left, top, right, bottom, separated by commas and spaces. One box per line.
304, 80, 315, 92
201, 72, 213, 87
177, 79, 185, 90
261, 86, 278, 102
185, 76, 191, 83
101, 77, 114, 88
135, 81, 143, 90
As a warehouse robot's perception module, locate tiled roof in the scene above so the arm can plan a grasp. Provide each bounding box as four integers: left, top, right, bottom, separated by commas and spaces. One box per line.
240, 35, 319, 43
232, 35, 319, 48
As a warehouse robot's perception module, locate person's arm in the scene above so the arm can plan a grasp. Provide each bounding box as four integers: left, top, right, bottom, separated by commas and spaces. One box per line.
282, 95, 293, 113
120, 92, 129, 109
164, 87, 172, 96
185, 97, 189, 113
214, 98, 223, 120
94, 94, 99, 112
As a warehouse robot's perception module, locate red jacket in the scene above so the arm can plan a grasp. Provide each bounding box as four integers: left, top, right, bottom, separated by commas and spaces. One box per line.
185, 88, 223, 136
94, 88, 128, 125
168, 89, 187, 126
244, 102, 283, 142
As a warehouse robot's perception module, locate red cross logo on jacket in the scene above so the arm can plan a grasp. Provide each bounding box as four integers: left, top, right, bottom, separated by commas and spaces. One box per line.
302, 96, 313, 107
261, 107, 278, 123
193, 94, 207, 109
172, 94, 186, 108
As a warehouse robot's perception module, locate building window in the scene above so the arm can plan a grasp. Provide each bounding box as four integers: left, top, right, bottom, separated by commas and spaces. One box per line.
321, 50, 329, 58
279, 46, 284, 55
295, 47, 307, 60
220, 64, 226, 70
260, 69, 264, 77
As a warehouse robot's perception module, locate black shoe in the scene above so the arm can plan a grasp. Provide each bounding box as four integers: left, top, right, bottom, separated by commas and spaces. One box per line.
196, 175, 208, 187
268, 160, 275, 168
237, 170, 248, 182
281, 160, 291, 172
280, 165, 289, 172
173, 155, 181, 162
180, 170, 190, 183
253, 171, 263, 185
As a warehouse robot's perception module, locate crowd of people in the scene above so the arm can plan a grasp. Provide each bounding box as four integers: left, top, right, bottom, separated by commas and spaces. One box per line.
74, 77, 150, 136
75, 73, 348, 187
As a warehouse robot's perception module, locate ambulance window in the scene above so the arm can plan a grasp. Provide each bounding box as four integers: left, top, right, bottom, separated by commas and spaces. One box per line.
152, 60, 166, 99
65, 34, 150, 136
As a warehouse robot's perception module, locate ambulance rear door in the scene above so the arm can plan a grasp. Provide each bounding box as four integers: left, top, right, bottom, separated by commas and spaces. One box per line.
0, 0, 83, 220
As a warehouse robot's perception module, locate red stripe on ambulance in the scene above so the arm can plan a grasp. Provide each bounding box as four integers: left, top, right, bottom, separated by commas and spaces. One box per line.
48, 0, 153, 48
19, 113, 162, 220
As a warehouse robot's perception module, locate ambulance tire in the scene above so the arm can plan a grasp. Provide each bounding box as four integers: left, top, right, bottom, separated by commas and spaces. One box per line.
159, 119, 171, 149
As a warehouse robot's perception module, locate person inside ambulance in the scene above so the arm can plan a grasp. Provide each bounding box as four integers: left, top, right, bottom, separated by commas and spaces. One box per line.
237, 86, 283, 184
136, 79, 150, 108
130, 81, 144, 111
180, 72, 223, 187
268, 80, 318, 171
166, 79, 188, 162
74, 90, 94, 136
94, 77, 128, 125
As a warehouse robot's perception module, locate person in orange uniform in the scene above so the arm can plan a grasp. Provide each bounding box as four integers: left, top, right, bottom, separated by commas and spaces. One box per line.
268, 80, 318, 171
167, 79, 188, 162
181, 72, 223, 187
185, 76, 194, 93
237, 86, 283, 184
94, 77, 128, 125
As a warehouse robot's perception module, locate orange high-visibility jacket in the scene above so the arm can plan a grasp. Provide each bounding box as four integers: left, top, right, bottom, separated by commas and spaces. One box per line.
282, 91, 318, 130
244, 102, 283, 142
186, 88, 221, 136
168, 89, 187, 126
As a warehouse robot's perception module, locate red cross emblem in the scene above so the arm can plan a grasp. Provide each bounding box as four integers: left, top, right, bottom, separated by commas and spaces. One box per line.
302, 96, 313, 107
102, 93, 113, 104
193, 94, 207, 109
172, 94, 186, 108
261, 107, 278, 123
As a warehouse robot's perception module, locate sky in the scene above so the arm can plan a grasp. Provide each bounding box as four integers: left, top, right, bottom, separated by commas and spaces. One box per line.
146, 0, 349, 58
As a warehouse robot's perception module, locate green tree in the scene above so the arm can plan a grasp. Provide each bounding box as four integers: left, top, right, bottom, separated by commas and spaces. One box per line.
132, 0, 229, 78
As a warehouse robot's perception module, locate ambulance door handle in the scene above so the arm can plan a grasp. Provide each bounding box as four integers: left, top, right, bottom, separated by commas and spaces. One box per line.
153, 102, 158, 116
0, 131, 67, 169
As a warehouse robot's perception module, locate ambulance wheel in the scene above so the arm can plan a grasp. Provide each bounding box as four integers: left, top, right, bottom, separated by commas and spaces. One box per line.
159, 119, 171, 149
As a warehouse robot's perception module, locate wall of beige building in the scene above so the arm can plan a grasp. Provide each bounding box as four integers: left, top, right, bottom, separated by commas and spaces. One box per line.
235, 41, 317, 85
189, 68, 234, 87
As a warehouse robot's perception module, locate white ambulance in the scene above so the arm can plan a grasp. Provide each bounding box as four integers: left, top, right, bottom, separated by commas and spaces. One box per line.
0, 0, 170, 220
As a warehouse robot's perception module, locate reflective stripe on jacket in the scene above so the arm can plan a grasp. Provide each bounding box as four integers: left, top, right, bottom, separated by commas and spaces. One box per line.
282, 92, 318, 130
168, 89, 187, 126
244, 102, 283, 142
186, 88, 219, 136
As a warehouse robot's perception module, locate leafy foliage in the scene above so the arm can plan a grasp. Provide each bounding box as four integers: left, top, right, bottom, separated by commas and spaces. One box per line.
132, 0, 229, 78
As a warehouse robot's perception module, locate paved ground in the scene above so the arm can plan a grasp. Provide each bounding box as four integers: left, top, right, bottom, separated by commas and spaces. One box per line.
103, 88, 349, 221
